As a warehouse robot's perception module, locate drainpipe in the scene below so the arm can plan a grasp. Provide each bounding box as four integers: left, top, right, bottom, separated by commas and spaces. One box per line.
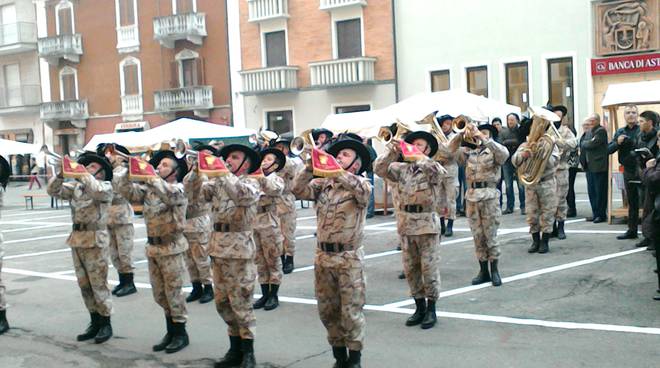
391, 0, 399, 102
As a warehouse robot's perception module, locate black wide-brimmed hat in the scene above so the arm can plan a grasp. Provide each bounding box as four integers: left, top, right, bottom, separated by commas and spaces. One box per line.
326, 136, 373, 175
96, 143, 130, 157
312, 128, 334, 142
219, 144, 261, 174
550, 105, 568, 117
77, 153, 114, 182
436, 114, 454, 124
519, 117, 533, 138
477, 123, 499, 141
149, 150, 189, 182
0, 155, 11, 189
271, 132, 293, 148
404, 131, 439, 158
193, 144, 218, 156
260, 148, 286, 173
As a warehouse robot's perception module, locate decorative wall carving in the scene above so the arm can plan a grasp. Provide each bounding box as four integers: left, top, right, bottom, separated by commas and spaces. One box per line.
595, 0, 659, 56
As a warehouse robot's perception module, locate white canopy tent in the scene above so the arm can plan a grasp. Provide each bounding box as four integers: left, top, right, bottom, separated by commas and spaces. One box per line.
601, 80, 660, 108
84, 118, 256, 152
0, 138, 41, 156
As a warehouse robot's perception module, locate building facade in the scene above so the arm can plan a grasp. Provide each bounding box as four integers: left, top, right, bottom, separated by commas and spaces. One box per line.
39, 0, 232, 154
0, 0, 48, 175
235, 0, 396, 136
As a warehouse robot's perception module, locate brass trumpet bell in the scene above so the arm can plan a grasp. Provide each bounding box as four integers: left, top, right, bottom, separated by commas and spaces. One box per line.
40, 145, 63, 165
291, 129, 314, 156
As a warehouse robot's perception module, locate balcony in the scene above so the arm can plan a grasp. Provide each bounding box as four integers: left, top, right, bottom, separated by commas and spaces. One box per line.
0, 23, 37, 55
121, 94, 143, 120
153, 13, 206, 48
309, 57, 376, 87
248, 0, 289, 22
38, 34, 83, 65
319, 0, 367, 10
154, 86, 213, 117
0, 85, 41, 114
239, 66, 298, 94
116, 24, 140, 53
40, 100, 88, 122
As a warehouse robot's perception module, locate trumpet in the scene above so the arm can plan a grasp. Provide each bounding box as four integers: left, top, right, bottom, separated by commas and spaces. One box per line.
174, 139, 200, 168
417, 113, 449, 145
376, 120, 413, 144
104, 143, 132, 161
40, 145, 63, 165
452, 115, 480, 146
291, 129, 315, 158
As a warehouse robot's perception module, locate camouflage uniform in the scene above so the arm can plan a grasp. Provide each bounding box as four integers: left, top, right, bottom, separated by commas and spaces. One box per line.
0, 191, 5, 312
554, 125, 578, 221
455, 138, 509, 261
434, 132, 459, 219
182, 170, 212, 286
47, 174, 114, 317
292, 169, 371, 351
109, 165, 135, 273
276, 158, 300, 257
118, 172, 189, 323
512, 144, 560, 234
375, 148, 443, 301
251, 175, 285, 285
201, 175, 259, 339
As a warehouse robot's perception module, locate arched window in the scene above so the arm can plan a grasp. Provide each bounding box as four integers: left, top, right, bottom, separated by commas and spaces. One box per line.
55, 0, 74, 35
119, 56, 142, 96
173, 49, 204, 88
59, 66, 78, 100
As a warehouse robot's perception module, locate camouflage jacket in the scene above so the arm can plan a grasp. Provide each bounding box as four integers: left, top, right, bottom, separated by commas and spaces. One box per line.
47, 174, 113, 249
292, 169, 371, 269
434, 132, 460, 178
275, 157, 301, 215
512, 142, 560, 186
455, 138, 509, 202
555, 125, 578, 171
182, 169, 211, 235
251, 174, 285, 231
0, 190, 4, 257
117, 171, 188, 257
109, 165, 134, 225
201, 175, 259, 259
375, 146, 443, 236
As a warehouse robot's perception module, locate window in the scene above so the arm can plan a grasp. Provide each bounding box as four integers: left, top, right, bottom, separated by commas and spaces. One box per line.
56, 1, 74, 35
430, 70, 450, 92
266, 110, 293, 135
173, 49, 204, 88
548, 57, 574, 126
505, 62, 529, 111
466, 66, 488, 97
0, 4, 17, 45
336, 105, 370, 114
173, 0, 196, 14
117, 0, 136, 26
264, 31, 286, 67
336, 18, 361, 59
2, 64, 21, 106
60, 66, 78, 100
120, 57, 141, 96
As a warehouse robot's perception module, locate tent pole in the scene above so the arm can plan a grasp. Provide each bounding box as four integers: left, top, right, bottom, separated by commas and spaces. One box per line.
607, 106, 617, 225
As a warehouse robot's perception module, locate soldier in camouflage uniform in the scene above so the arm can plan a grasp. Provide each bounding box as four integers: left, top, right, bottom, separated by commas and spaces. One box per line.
251, 148, 286, 312
182, 145, 215, 304
375, 130, 446, 330
0, 157, 9, 335
434, 114, 458, 237
98, 144, 137, 297
293, 135, 373, 368
118, 150, 190, 354
512, 118, 560, 254
47, 153, 114, 344
272, 136, 301, 274
201, 144, 261, 368
451, 123, 509, 286
550, 106, 578, 240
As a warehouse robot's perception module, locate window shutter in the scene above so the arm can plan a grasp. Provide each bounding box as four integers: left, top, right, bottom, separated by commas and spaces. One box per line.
170, 61, 179, 88
196, 57, 205, 86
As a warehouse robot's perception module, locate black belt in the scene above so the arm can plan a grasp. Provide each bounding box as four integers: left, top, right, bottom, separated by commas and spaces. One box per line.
257, 205, 274, 214
147, 235, 177, 245
213, 223, 249, 233
403, 204, 430, 213
72, 223, 106, 231
319, 242, 353, 252
470, 182, 496, 189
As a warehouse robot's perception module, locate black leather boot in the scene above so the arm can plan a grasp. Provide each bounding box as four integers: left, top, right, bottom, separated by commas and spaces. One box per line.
421, 299, 437, 329
346, 350, 362, 368
398, 271, 406, 279
445, 219, 454, 237
551, 221, 558, 238
332, 346, 348, 368
440, 217, 446, 235
264, 284, 279, 311
115, 273, 137, 297
539, 233, 551, 254
199, 283, 214, 304
617, 229, 638, 240
490, 260, 502, 287
165, 321, 189, 354
0, 310, 9, 335
111, 272, 124, 295
557, 221, 566, 240
405, 298, 426, 326
567, 208, 577, 218
528, 233, 541, 253
186, 282, 203, 303
471, 261, 491, 285
283, 256, 294, 274
94, 315, 113, 344
77, 313, 100, 341
152, 317, 173, 352
215, 336, 243, 368
240, 338, 256, 368
253, 284, 270, 310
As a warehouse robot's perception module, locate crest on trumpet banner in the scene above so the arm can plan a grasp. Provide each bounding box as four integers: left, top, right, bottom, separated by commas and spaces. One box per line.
62, 155, 89, 179
311, 148, 344, 178
198, 150, 229, 177
129, 156, 157, 181
399, 140, 427, 162
0, 155, 11, 189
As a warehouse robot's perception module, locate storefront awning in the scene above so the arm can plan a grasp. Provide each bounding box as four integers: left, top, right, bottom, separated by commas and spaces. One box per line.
601, 80, 660, 107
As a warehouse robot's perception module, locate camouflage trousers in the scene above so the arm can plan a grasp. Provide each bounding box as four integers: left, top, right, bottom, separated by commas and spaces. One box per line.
0, 256, 6, 311
108, 224, 135, 274
438, 175, 457, 220
148, 253, 187, 323
184, 232, 212, 285
254, 227, 283, 285
555, 168, 570, 221
525, 178, 558, 234
315, 263, 366, 351
281, 211, 297, 257
401, 234, 441, 300
72, 247, 112, 317
212, 257, 257, 339
466, 197, 501, 261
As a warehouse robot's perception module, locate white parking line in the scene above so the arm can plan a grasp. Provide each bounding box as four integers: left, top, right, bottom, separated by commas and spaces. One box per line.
3, 248, 71, 260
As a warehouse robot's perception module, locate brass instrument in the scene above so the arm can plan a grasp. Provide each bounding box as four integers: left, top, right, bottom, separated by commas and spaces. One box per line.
104, 143, 132, 161
452, 115, 480, 146
291, 129, 315, 157
517, 109, 558, 186
376, 120, 414, 144
417, 113, 449, 145
174, 139, 199, 169
40, 145, 63, 165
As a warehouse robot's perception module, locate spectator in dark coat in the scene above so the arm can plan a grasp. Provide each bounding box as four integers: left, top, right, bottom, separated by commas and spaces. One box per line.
640, 130, 660, 301
580, 114, 609, 222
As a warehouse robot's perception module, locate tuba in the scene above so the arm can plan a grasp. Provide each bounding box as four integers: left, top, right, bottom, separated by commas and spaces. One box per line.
376, 120, 414, 144
517, 108, 559, 186
417, 113, 449, 146
452, 115, 480, 146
